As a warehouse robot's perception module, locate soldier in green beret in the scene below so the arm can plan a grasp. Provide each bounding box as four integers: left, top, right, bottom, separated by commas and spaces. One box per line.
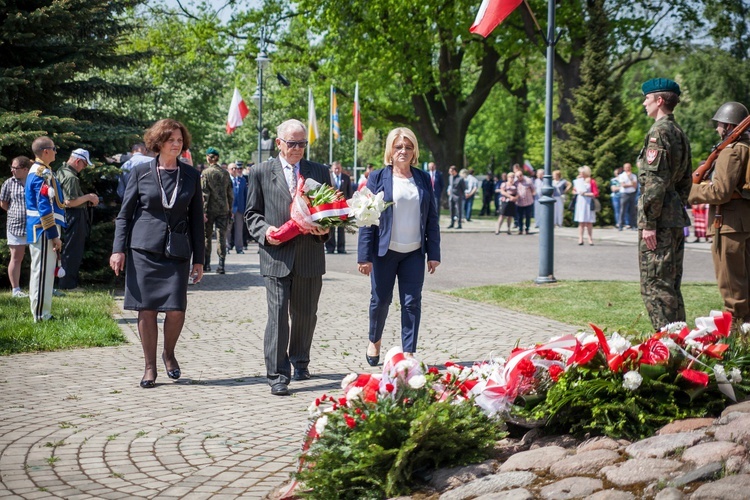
201, 147, 233, 274
636, 78, 692, 329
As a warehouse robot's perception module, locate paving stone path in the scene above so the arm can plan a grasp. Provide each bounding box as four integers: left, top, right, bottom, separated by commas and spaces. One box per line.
0, 222, 719, 499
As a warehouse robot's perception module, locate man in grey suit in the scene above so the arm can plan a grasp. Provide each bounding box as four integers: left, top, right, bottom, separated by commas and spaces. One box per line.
245, 119, 331, 396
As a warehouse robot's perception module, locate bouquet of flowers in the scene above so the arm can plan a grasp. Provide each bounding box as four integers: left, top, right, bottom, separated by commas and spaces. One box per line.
502, 310, 750, 438
268, 177, 353, 243
288, 348, 505, 499
268, 180, 392, 244
346, 187, 391, 227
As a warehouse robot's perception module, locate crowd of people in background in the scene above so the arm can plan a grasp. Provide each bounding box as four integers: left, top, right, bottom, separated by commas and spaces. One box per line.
4, 77, 745, 403
4, 143, 715, 309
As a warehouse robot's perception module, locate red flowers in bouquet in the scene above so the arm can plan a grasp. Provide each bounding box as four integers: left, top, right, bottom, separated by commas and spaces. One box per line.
267, 177, 352, 243
638, 337, 670, 365
679, 368, 710, 387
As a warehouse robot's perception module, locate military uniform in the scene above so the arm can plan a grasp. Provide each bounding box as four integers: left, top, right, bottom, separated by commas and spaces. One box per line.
26, 160, 66, 321
201, 164, 233, 272
689, 136, 750, 321
637, 113, 692, 329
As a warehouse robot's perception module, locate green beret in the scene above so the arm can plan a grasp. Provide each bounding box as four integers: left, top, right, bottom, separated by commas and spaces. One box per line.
641, 78, 681, 96
205, 147, 220, 156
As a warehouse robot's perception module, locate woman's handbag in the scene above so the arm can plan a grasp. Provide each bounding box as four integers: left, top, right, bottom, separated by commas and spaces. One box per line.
165, 220, 191, 261
592, 198, 602, 213
568, 196, 576, 211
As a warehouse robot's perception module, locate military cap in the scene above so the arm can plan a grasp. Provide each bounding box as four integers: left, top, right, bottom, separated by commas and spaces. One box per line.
641, 78, 681, 96
205, 147, 220, 156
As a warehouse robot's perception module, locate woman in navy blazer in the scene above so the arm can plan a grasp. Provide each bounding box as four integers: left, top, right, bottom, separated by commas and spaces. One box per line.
357, 127, 441, 365
110, 119, 205, 388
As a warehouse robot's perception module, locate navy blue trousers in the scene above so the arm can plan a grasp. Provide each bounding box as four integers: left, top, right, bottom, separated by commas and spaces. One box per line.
368, 249, 425, 353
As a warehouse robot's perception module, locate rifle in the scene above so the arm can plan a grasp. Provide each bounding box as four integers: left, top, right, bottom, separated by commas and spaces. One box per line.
692, 114, 750, 184
691, 115, 750, 229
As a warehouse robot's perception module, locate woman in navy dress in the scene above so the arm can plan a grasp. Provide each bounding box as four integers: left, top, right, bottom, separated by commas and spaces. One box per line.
110, 119, 205, 388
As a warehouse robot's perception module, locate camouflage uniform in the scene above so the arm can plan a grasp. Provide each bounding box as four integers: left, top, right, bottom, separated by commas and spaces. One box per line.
637, 114, 692, 329
201, 164, 233, 271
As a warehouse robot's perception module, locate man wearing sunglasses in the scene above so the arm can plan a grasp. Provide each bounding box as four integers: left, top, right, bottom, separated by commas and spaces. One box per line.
245, 119, 332, 396
25, 136, 66, 321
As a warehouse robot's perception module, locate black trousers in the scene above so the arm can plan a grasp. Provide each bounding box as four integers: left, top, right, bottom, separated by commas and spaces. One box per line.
58, 208, 88, 289
325, 226, 347, 253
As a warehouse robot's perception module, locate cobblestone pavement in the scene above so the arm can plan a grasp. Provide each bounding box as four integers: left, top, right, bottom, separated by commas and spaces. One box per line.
0, 221, 717, 499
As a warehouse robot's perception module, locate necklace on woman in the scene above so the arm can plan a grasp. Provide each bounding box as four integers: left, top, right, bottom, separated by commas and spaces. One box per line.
156, 164, 180, 209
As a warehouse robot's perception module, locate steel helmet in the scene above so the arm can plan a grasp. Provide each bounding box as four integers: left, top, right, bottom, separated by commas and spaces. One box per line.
712, 101, 749, 125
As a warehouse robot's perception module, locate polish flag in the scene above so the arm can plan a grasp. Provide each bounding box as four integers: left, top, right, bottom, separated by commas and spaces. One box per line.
470, 0, 523, 38
353, 81, 362, 141
226, 88, 249, 134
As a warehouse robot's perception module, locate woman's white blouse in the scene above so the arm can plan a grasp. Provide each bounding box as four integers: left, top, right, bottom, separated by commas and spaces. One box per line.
388, 176, 422, 253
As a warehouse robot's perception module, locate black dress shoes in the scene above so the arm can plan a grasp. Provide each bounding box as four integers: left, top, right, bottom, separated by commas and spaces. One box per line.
293, 368, 311, 381
366, 353, 380, 367
162, 354, 181, 380
271, 383, 289, 396
140, 379, 156, 388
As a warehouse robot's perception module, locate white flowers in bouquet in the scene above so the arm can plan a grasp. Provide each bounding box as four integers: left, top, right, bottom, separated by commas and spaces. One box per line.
347, 187, 390, 227
314, 415, 328, 437
622, 370, 643, 391
608, 332, 632, 355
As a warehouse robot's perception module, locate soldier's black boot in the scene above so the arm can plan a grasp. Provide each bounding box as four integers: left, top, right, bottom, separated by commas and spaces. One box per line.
204, 263, 211, 272
216, 257, 225, 274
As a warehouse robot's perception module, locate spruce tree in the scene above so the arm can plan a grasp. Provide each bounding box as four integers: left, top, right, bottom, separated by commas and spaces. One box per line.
557, 0, 633, 224
0, 0, 148, 169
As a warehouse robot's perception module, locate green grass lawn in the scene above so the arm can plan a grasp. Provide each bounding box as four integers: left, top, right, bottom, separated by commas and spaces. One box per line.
0, 290, 126, 355
446, 281, 723, 335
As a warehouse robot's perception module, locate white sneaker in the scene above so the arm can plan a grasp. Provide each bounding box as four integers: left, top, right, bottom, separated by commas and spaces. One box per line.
12, 289, 28, 298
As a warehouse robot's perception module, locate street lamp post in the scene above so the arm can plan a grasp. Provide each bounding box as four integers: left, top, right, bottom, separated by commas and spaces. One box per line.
253, 29, 270, 165
535, 0, 558, 284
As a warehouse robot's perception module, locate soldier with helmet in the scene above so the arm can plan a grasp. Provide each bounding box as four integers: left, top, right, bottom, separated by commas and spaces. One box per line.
636, 78, 693, 329
689, 101, 750, 322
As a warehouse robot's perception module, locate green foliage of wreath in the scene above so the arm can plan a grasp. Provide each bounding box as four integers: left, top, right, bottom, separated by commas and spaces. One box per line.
295, 394, 505, 500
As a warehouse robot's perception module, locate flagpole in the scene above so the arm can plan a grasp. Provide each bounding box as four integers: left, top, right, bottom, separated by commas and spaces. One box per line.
307, 87, 312, 160
329, 86, 334, 165
535, 0, 557, 284
353, 82, 359, 180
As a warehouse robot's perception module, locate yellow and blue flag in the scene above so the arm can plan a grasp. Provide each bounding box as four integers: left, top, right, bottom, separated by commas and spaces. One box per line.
332, 88, 341, 142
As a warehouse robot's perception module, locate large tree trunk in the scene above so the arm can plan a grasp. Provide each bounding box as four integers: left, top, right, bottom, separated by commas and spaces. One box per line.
554, 52, 583, 141
413, 112, 466, 174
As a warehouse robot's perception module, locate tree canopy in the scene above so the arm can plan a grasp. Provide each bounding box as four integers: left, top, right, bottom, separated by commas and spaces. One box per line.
0, 0, 147, 166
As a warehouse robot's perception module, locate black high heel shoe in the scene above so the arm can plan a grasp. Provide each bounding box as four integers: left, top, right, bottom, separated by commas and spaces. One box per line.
366, 342, 381, 366
140, 378, 156, 388
162, 354, 181, 380
366, 353, 380, 366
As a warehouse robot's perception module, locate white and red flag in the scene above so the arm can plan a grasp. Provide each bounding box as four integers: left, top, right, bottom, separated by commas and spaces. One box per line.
353, 81, 363, 141
226, 87, 249, 134
470, 0, 523, 37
